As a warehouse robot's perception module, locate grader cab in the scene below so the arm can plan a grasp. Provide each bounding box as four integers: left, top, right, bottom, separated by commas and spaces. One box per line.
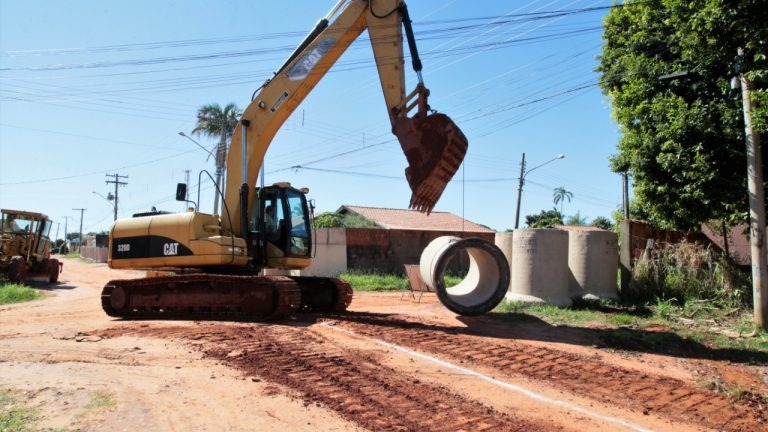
1, 209, 62, 285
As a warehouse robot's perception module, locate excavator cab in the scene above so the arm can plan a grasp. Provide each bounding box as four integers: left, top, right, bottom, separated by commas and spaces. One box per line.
252, 183, 312, 269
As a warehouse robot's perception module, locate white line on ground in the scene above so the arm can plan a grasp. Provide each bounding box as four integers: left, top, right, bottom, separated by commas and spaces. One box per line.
321, 323, 656, 432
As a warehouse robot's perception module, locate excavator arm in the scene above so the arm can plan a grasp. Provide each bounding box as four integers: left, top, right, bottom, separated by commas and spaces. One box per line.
222, 0, 467, 237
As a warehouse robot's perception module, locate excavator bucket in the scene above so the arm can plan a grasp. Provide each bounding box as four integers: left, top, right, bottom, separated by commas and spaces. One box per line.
394, 113, 468, 213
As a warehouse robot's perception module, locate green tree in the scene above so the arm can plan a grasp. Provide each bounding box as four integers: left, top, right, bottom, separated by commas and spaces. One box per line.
313, 212, 345, 228
597, 0, 768, 230
590, 216, 613, 231
525, 208, 563, 228
191, 103, 242, 214
313, 212, 378, 228
552, 187, 573, 214
565, 211, 588, 226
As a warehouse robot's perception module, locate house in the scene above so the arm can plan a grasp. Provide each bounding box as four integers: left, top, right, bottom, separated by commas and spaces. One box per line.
338, 205, 494, 233
303, 206, 495, 276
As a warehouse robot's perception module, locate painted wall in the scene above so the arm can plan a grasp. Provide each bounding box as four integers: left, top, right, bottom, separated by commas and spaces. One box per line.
345, 228, 494, 274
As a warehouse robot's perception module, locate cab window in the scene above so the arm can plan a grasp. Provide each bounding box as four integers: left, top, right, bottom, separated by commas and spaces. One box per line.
285, 190, 310, 256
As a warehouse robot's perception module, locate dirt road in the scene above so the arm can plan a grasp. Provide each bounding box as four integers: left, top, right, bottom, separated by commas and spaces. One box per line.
1, 258, 766, 431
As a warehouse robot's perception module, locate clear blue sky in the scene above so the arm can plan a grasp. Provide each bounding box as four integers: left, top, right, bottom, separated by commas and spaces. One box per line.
0, 0, 621, 237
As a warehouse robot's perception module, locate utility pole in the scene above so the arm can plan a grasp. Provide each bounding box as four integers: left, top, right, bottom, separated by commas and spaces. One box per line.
734, 48, 767, 329
62, 216, 73, 246
213, 129, 227, 215
72, 208, 86, 252
184, 170, 190, 200
622, 173, 630, 219
514, 153, 526, 229
105, 173, 128, 221
512, 153, 565, 229
184, 170, 191, 211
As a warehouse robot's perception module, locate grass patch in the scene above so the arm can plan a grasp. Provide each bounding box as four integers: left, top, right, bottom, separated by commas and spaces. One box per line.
444, 275, 463, 287
340, 272, 463, 292
496, 301, 597, 325
342, 256, 766, 355
84, 391, 116, 410
655, 306, 768, 353
340, 272, 408, 291
493, 297, 768, 353
705, 377, 768, 405
0, 283, 44, 305
0, 389, 38, 432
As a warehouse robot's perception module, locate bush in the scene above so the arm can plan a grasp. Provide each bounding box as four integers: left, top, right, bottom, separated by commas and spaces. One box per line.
313, 212, 377, 228
624, 241, 750, 308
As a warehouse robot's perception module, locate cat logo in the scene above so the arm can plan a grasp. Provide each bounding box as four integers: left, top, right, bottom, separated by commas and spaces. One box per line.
163, 242, 179, 256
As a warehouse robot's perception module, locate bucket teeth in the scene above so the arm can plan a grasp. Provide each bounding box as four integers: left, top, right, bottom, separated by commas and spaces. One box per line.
394, 113, 468, 214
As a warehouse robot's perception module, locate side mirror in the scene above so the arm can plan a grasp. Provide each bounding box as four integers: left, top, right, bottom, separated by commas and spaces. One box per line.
175, 183, 187, 201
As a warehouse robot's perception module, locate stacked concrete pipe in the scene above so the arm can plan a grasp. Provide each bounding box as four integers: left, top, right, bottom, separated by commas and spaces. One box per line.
505, 229, 571, 307
567, 229, 619, 300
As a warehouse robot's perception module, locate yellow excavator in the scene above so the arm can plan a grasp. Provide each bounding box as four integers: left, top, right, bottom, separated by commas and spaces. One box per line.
102, 0, 467, 320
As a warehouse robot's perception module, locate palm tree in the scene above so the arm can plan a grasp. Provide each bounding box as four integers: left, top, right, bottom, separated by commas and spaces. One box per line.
552, 186, 573, 214
191, 103, 242, 214
565, 211, 588, 226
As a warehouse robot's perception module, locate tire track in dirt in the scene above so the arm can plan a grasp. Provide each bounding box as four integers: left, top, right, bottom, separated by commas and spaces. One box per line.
329, 314, 765, 432
99, 324, 548, 432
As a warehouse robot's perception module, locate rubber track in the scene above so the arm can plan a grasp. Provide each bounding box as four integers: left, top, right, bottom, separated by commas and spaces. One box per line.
333, 316, 766, 432
331, 278, 353, 311
197, 325, 538, 432
289, 276, 353, 312
101, 274, 300, 321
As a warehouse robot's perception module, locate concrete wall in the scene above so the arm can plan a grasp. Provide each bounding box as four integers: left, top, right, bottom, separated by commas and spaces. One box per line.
701, 223, 750, 266
80, 246, 108, 263
252, 228, 496, 277
84, 234, 109, 248
303, 228, 347, 276
346, 228, 494, 274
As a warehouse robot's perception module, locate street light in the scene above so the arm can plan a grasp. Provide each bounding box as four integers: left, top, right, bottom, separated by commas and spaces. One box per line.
513, 153, 565, 229
179, 131, 230, 214
178, 131, 216, 161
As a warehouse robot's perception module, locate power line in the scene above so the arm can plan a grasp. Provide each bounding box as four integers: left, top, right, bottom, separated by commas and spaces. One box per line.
0, 149, 197, 186
0, 18, 602, 73
0, 4, 623, 58
289, 166, 402, 180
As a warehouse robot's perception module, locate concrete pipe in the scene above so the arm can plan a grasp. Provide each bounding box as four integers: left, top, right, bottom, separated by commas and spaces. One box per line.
508, 229, 571, 307
420, 236, 510, 316
567, 230, 619, 300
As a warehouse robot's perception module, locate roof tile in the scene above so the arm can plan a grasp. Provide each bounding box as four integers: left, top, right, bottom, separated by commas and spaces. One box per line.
339, 205, 494, 233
